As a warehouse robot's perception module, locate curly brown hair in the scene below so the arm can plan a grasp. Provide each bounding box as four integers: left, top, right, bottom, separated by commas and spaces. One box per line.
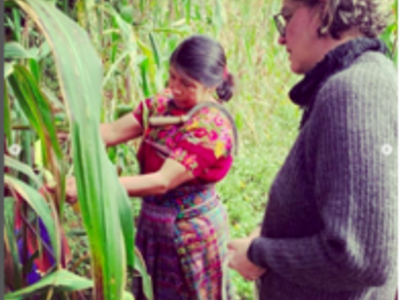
293, 0, 392, 39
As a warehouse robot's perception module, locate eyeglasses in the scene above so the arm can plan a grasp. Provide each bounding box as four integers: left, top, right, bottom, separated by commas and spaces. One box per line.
273, 4, 306, 38
273, 12, 286, 37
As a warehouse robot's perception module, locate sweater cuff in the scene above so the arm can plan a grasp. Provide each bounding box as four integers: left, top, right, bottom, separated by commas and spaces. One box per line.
247, 237, 269, 268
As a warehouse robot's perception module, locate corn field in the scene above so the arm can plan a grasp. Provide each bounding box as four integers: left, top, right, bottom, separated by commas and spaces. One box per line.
4, 0, 397, 299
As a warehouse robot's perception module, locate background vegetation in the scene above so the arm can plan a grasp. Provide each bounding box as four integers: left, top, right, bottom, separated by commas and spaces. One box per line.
4, 0, 397, 299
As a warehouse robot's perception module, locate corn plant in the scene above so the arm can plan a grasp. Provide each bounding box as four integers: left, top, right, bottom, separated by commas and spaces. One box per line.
4, 0, 151, 299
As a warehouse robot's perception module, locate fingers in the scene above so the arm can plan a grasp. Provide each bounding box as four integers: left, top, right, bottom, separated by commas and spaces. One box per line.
43, 183, 56, 193
65, 177, 78, 204
66, 195, 78, 204
243, 268, 266, 281
57, 131, 69, 142
227, 238, 266, 281
227, 238, 245, 251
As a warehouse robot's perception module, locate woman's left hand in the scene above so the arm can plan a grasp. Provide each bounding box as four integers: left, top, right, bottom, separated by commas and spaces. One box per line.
228, 237, 266, 281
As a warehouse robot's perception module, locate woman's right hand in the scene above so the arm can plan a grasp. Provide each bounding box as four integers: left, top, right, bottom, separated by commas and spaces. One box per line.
65, 177, 78, 204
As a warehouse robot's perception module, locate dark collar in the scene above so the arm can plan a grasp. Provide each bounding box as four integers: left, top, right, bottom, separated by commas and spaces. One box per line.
289, 37, 388, 127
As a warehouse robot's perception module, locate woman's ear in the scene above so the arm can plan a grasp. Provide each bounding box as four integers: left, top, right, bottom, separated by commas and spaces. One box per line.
316, 0, 330, 37
318, 0, 344, 38
207, 86, 217, 94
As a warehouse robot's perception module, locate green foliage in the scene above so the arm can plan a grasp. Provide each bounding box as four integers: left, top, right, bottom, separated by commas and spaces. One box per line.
380, 1, 398, 65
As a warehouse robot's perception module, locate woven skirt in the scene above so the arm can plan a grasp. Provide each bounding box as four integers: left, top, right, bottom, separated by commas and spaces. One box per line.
133, 191, 234, 300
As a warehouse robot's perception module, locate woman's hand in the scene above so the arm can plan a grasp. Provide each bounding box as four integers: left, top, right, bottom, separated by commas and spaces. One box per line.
248, 226, 261, 239
44, 176, 77, 204
65, 177, 78, 204
57, 131, 69, 143
228, 237, 266, 281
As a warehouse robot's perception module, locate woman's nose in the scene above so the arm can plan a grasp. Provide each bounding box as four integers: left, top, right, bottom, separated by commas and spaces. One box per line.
168, 79, 178, 90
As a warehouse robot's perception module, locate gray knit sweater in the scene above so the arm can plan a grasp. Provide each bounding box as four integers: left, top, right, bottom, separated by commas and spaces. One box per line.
248, 39, 398, 300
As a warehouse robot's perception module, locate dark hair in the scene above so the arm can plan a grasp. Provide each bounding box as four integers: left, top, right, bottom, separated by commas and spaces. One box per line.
293, 0, 391, 39
170, 35, 234, 102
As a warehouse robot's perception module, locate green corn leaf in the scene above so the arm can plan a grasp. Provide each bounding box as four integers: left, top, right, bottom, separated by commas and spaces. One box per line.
99, 3, 139, 89
38, 40, 52, 60
137, 39, 156, 81
5, 0, 18, 8
152, 27, 190, 35
103, 49, 130, 88
8, 64, 65, 207
140, 58, 151, 97
4, 269, 93, 300
5, 62, 15, 78
110, 17, 119, 63
8, 65, 63, 163
4, 197, 23, 291
4, 42, 33, 60
41, 86, 65, 112
4, 174, 60, 266
149, 32, 160, 69
4, 81, 12, 145
4, 155, 43, 187
12, 8, 22, 42
120, 4, 134, 24
14, 1, 145, 299
28, 58, 41, 82
185, 0, 191, 23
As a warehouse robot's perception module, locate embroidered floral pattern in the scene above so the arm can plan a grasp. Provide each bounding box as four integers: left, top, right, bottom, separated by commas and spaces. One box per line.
133, 90, 234, 176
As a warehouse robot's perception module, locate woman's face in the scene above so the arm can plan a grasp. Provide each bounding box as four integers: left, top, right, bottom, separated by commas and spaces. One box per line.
278, 0, 323, 74
168, 65, 211, 109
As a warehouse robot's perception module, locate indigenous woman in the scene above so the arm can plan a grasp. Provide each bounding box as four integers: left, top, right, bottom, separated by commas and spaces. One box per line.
228, 1, 397, 300
66, 35, 236, 300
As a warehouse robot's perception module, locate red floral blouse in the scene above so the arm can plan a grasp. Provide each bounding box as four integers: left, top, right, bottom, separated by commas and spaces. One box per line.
133, 90, 235, 185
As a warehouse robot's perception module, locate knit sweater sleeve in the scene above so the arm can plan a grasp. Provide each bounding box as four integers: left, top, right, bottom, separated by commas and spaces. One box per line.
248, 64, 397, 290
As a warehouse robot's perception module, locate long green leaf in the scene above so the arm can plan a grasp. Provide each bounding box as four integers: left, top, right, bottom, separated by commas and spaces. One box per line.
4, 174, 60, 266
4, 197, 23, 291
149, 33, 160, 69
4, 62, 15, 78
4, 81, 12, 145
8, 64, 65, 215
4, 155, 43, 187
15, 1, 142, 299
4, 268, 135, 300
4, 269, 92, 300
8, 65, 63, 162
4, 42, 34, 59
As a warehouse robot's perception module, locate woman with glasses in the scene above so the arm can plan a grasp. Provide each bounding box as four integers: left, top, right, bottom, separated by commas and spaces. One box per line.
228, 0, 397, 300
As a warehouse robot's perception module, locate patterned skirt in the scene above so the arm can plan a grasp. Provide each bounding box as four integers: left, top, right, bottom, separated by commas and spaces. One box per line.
133, 185, 234, 300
